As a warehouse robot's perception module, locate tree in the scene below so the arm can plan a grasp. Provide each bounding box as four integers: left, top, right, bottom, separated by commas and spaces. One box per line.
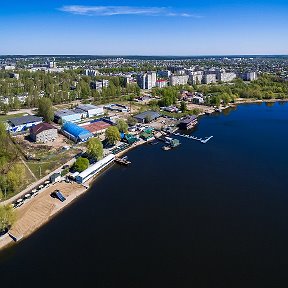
127, 116, 137, 126
38, 97, 54, 123
6, 164, 25, 192
72, 157, 89, 172
86, 138, 103, 161
116, 119, 128, 133
144, 115, 152, 123
0, 205, 16, 232
105, 126, 120, 145
180, 101, 187, 112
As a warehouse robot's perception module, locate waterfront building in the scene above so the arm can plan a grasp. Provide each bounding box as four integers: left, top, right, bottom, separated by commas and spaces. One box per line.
134, 111, 161, 123
54, 109, 82, 124
137, 72, 157, 89
7, 115, 43, 134
169, 75, 189, 86
30, 123, 58, 143
61, 122, 93, 143
179, 115, 198, 130
75, 154, 115, 184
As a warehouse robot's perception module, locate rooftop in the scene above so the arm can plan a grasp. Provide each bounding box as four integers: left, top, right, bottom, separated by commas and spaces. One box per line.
30, 122, 56, 135
77, 104, 100, 111
8, 115, 43, 126
180, 115, 198, 124
134, 111, 161, 120
54, 109, 81, 117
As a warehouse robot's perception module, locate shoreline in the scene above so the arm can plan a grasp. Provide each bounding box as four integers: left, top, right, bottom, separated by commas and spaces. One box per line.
1, 99, 287, 251
0, 139, 147, 251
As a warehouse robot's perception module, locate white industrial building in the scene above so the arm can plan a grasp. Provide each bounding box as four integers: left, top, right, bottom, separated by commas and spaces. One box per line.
76, 154, 115, 184
76, 104, 104, 118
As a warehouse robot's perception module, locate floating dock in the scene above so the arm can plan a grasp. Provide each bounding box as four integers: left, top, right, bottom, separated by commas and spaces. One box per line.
115, 157, 131, 166
173, 132, 213, 144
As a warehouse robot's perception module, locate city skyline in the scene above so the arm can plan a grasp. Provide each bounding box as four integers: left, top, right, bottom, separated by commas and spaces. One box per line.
1, 0, 288, 55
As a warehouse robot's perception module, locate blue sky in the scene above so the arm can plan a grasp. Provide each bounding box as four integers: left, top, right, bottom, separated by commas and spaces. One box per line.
0, 0, 287, 55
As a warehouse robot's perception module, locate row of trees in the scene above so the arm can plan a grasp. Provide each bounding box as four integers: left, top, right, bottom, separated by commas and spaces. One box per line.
0, 70, 141, 113
0, 123, 26, 199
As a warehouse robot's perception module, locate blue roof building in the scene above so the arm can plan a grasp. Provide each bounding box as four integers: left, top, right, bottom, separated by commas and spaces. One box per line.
62, 122, 93, 143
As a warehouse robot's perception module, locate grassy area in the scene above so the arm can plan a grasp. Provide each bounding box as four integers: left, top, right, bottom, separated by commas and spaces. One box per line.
26, 148, 81, 179
0, 113, 26, 122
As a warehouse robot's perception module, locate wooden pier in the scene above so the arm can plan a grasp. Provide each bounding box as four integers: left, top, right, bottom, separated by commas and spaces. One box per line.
172, 132, 213, 144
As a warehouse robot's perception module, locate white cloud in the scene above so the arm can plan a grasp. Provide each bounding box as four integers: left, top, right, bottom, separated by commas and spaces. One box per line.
59, 5, 201, 18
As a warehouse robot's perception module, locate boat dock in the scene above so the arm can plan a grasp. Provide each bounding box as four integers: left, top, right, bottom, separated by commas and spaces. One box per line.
173, 132, 213, 144
115, 156, 131, 166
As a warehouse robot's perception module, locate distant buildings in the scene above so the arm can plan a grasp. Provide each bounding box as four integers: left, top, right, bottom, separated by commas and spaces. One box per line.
85, 69, 99, 77
240, 72, 258, 81
216, 72, 237, 83
30, 123, 58, 143
156, 79, 168, 88
2, 65, 16, 71
202, 74, 217, 84
7, 115, 43, 134
137, 72, 157, 89
169, 75, 189, 86
90, 80, 109, 90
157, 70, 171, 78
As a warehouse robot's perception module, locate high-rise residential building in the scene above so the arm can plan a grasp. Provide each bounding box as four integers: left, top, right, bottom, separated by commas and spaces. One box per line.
202, 74, 217, 84
216, 72, 237, 82
240, 72, 258, 81
137, 72, 157, 89
169, 75, 189, 86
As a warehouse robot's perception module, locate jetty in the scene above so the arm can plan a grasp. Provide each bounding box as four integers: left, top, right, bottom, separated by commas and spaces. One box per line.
115, 156, 131, 166
172, 132, 213, 144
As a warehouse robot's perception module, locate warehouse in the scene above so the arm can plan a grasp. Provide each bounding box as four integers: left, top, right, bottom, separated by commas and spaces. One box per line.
61, 122, 93, 143
30, 122, 58, 143
76, 154, 115, 184
76, 104, 104, 118
7, 115, 43, 133
81, 119, 112, 135
54, 109, 82, 124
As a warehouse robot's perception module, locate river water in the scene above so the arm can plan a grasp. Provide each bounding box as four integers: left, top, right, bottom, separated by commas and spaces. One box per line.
1, 102, 288, 288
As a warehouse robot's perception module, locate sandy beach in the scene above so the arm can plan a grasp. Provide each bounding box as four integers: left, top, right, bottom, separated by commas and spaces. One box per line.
0, 181, 88, 250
